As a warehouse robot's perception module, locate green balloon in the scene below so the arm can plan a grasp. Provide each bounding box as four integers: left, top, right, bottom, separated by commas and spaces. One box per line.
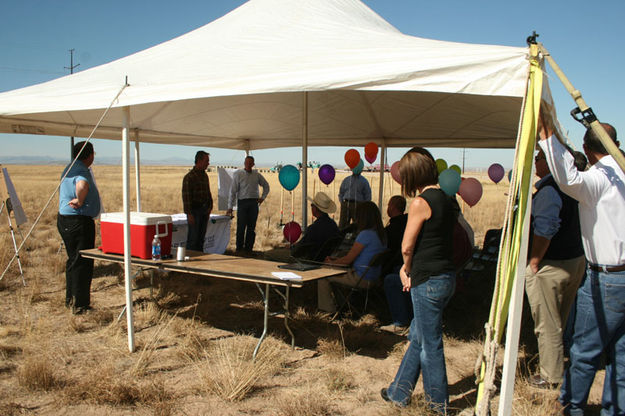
435, 159, 448, 174
449, 164, 461, 175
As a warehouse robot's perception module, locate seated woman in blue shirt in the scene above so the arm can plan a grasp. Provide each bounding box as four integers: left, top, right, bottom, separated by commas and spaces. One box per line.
318, 200, 386, 312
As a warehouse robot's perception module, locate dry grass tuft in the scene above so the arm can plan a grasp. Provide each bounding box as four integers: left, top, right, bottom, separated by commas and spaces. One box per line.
324, 367, 356, 393
0, 402, 30, 416
317, 337, 347, 360
0, 343, 21, 358
17, 355, 63, 391
63, 363, 173, 407
131, 310, 177, 376
511, 376, 561, 416
196, 335, 287, 401
276, 389, 337, 416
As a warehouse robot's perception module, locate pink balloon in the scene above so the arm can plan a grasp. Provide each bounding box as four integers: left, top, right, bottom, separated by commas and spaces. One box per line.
488, 163, 505, 184
283, 221, 301, 243
365, 153, 377, 164
390, 161, 401, 184
458, 177, 483, 207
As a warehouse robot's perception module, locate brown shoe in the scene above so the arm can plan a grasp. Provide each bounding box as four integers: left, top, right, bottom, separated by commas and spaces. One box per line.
380, 324, 409, 336
528, 374, 559, 390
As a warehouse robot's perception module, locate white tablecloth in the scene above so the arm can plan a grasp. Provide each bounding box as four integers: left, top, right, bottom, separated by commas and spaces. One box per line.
171, 213, 232, 254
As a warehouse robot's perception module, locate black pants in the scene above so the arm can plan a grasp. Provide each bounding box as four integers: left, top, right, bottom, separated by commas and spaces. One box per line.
236, 199, 259, 251
186, 207, 208, 252
57, 215, 95, 308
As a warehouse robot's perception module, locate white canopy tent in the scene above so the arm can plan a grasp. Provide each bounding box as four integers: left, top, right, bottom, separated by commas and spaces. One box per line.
0, 1, 556, 413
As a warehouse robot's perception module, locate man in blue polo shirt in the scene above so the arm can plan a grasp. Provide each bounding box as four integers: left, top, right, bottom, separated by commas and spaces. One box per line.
57, 141, 100, 315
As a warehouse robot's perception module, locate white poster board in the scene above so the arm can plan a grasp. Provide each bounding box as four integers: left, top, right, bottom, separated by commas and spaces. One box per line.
2, 167, 28, 226
217, 167, 237, 211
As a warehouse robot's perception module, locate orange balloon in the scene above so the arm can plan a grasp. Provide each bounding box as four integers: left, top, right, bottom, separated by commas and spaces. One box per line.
365, 142, 378, 156
344, 149, 360, 169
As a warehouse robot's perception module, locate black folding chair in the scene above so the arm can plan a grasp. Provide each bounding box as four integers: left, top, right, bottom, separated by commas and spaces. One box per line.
331, 249, 394, 320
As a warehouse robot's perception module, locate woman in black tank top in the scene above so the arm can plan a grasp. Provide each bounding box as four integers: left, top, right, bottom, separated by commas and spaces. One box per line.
381, 147, 456, 413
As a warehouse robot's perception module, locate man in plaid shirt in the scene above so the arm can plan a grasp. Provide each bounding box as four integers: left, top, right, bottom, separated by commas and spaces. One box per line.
182, 151, 213, 251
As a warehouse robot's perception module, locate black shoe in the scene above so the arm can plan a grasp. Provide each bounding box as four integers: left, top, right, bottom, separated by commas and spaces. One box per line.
72, 305, 93, 315
380, 388, 391, 403
529, 374, 559, 389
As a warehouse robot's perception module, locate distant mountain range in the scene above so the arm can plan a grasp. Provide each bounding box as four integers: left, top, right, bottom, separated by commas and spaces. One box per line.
3, 155, 200, 166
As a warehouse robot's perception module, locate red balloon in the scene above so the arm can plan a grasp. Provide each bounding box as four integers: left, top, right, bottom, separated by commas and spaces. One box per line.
458, 177, 483, 207
364, 142, 378, 164
283, 221, 301, 243
344, 149, 360, 169
390, 161, 401, 184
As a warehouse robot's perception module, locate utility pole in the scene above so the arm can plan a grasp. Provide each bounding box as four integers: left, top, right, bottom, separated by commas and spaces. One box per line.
462, 148, 466, 173
65, 49, 80, 160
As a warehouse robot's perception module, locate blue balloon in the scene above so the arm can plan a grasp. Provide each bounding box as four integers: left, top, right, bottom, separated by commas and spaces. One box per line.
439, 169, 461, 196
352, 159, 364, 175
279, 164, 300, 191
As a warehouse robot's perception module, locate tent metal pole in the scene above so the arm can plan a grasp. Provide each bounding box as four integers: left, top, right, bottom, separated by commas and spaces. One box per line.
538, 43, 625, 174
134, 130, 142, 212
377, 140, 386, 212
122, 105, 135, 353
301, 92, 308, 229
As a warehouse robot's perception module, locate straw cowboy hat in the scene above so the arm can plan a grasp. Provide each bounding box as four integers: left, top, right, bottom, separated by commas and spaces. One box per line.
308, 192, 337, 214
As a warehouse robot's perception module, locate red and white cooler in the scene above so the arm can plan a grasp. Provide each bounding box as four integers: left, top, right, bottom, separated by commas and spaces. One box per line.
100, 212, 172, 259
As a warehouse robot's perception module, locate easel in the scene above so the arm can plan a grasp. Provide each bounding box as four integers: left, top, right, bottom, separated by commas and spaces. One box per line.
0, 166, 27, 286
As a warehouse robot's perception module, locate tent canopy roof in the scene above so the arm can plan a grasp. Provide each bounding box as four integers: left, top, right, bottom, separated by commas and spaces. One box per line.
0, 0, 537, 150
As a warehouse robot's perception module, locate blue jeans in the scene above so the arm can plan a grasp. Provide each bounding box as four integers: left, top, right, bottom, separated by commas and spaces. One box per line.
386, 272, 456, 412
560, 267, 625, 416
384, 273, 413, 326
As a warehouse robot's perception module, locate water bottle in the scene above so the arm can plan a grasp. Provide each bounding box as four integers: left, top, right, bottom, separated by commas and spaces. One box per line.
152, 234, 161, 261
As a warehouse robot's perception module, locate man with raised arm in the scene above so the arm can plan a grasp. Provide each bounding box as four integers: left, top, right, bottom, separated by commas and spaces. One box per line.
538, 117, 625, 415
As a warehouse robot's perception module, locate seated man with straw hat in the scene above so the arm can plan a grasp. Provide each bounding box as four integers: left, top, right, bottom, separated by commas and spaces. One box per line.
264, 192, 340, 262
290, 192, 341, 260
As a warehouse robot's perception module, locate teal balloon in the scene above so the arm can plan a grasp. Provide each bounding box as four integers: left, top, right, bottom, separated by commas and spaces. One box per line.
352, 159, 364, 175
439, 169, 461, 196
507, 169, 513, 182
449, 164, 461, 175
435, 159, 448, 174
279, 164, 300, 191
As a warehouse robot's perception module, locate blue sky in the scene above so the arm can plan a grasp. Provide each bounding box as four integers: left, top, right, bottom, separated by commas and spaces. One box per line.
1, 0, 623, 169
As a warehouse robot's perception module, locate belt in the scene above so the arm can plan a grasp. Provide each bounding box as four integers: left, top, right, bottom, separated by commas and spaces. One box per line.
588, 263, 625, 273
343, 199, 358, 203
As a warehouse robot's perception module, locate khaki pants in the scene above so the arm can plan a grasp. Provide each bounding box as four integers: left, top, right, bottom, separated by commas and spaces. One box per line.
318, 269, 376, 312
525, 255, 586, 383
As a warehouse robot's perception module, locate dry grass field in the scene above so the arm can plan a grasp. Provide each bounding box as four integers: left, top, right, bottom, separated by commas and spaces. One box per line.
0, 164, 604, 415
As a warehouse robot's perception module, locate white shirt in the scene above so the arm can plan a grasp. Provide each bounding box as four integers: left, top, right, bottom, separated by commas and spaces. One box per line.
539, 136, 625, 265
228, 169, 270, 209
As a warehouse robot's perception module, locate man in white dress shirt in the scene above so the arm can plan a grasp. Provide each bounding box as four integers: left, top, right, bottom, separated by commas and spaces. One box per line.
538, 118, 625, 416
226, 156, 270, 253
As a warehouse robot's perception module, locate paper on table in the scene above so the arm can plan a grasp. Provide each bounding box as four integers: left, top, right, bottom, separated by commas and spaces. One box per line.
271, 271, 303, 280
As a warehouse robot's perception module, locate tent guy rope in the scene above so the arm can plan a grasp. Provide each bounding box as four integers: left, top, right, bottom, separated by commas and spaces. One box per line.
0, 81, 128, 282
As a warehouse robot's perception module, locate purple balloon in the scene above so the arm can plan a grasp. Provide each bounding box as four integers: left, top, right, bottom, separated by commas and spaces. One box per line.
488, 163, 505, 184
318, 164, 335, 185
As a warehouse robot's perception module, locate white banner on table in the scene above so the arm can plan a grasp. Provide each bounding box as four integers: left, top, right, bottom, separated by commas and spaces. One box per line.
171, 213, 231, 254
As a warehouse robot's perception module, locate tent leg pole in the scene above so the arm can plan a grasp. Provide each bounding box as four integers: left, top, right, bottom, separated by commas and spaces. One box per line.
378, 140, 385, 212
301, 91, 308, 229
122, 105, 135, 353
134, 132, 142, 212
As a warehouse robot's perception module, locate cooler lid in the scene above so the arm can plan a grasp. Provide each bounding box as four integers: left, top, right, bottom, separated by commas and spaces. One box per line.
100, 212, 172, 225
